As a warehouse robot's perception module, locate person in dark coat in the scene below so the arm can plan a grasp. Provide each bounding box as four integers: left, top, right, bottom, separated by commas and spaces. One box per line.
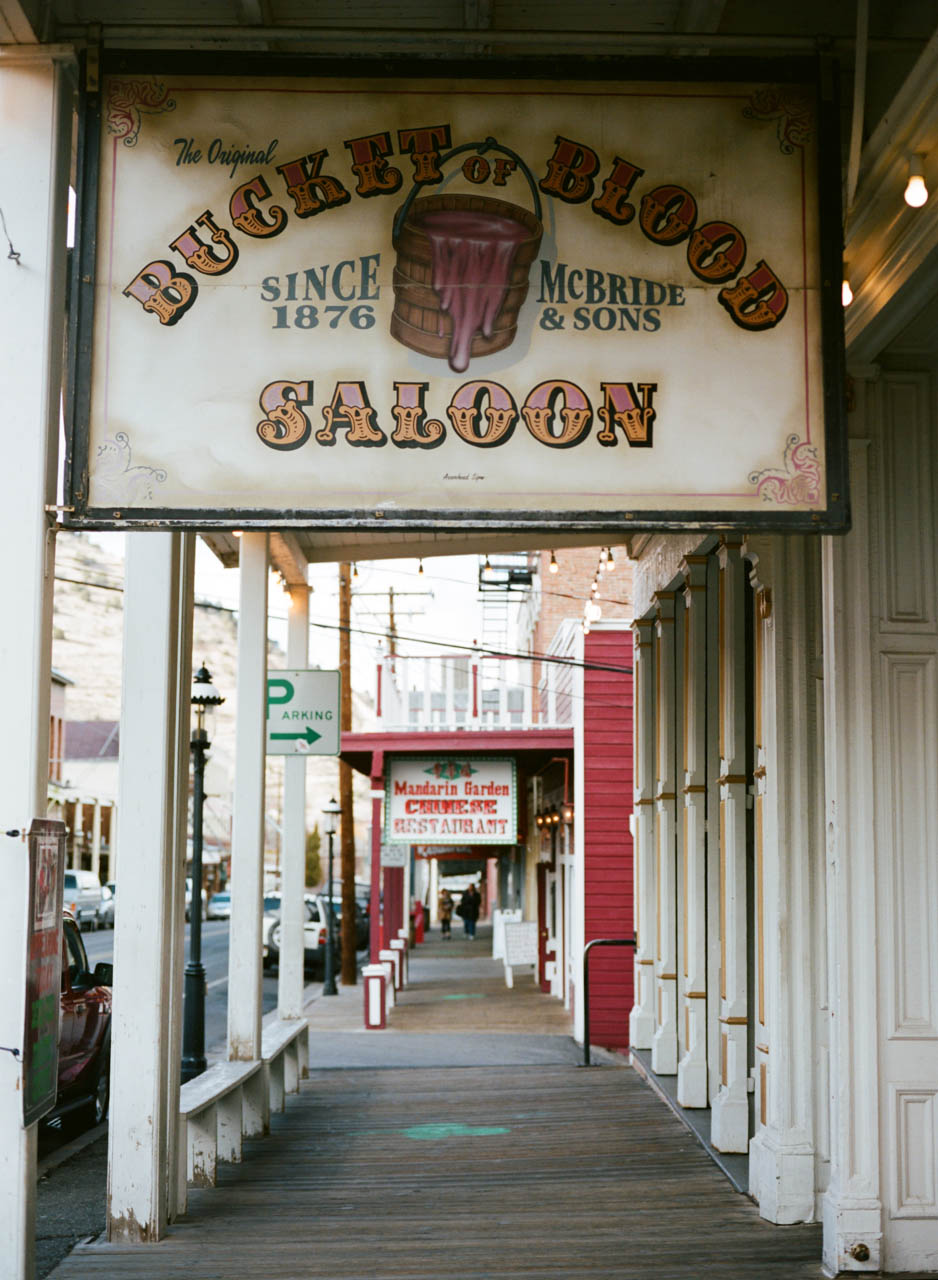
460, 883, 481, 939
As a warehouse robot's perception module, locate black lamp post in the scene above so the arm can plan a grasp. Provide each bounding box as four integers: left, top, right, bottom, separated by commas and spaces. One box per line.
322, 797, 341, 996
181, 663, 224, 1083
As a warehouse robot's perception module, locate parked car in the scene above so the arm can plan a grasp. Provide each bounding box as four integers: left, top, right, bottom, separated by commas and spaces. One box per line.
184, 877, 207, 921
97, 883, 115, 928
323, 893, 369, 952
62, 869, 104, 932
48, 914, 113, 1129
207, 890, 231, 919
263, 895, 331, 976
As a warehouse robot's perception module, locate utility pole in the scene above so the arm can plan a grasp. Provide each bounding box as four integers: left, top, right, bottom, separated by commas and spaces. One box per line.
338, 562, 357, 985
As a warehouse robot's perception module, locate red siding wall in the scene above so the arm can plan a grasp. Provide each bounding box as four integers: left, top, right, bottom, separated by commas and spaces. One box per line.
583, 627, 634, 1050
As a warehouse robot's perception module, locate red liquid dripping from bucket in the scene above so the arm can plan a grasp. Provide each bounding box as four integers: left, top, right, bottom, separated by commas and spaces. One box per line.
421, 210, 530, 374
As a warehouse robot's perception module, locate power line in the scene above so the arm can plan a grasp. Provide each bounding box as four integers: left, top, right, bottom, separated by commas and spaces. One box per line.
53, 573, 632, 675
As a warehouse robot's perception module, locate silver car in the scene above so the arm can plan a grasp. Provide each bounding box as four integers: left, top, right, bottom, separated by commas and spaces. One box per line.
63, 869, 104, 932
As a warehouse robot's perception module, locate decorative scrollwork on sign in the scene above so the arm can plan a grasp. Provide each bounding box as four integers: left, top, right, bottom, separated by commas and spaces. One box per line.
106, 79, 176, 147
94, 433, 167, 505
743, 87, 813, 154
749, 434, 821, 506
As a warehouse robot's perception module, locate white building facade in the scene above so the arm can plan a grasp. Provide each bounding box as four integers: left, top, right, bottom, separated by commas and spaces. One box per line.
626, 37, 938, 1268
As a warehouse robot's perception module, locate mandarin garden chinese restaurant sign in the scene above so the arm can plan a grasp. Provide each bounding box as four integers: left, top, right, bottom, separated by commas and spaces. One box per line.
66, 61, 846, 532
386, 757, 517, 845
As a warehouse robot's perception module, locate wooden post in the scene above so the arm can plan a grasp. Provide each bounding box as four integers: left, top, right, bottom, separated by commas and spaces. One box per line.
339, 562, 357, 985
280, 579, 310, 1020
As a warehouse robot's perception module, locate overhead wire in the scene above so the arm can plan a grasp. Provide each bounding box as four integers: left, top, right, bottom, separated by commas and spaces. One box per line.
53, 571, 631, 676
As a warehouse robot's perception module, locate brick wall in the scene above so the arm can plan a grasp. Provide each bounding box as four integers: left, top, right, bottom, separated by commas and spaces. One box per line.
531, 546, 632, 720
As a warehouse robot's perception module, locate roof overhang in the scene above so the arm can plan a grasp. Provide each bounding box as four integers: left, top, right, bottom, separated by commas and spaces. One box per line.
340, 727, 573, 777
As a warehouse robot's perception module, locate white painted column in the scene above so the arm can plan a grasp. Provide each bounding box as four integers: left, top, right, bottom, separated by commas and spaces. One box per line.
279, 581, 310, 1021
0, 53, 71, 1280
165, 535, 195, 1223
652, 593, 678, 1075
91, 800, 102, 882
109, 802, 119, 884
677, 557, 709, 1107
423, 661, 433, 729
428, 857, 439, 925
629, 618, 656, 1048
711, 536, 750, 1153
107, 533, 192, 1241
746, 536, 821, 1224
228, 533, 269, 1061
821, 431, 883, 1270
571, 627, 587, 1042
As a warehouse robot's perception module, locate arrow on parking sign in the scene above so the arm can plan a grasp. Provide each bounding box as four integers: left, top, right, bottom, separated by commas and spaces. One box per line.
270, 727, 322, 745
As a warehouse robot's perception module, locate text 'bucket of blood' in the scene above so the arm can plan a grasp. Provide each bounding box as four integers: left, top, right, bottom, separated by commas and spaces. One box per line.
390, 139, 543, 374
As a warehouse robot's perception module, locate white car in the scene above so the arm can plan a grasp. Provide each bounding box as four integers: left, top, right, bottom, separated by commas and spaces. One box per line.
262, 894, 331, 977
184, 877, 207, 922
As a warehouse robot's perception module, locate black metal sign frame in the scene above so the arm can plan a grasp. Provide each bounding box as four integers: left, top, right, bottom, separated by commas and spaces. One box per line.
65, 52, 848, 535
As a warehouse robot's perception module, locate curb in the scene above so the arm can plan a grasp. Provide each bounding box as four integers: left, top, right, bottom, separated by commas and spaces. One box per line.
38, 1121, 108, 1179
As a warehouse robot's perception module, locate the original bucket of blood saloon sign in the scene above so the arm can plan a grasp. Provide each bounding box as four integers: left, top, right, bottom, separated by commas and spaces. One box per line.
390, 138, 543, 374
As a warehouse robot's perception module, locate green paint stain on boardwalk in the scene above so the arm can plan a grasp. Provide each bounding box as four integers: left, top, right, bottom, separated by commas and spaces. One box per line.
401, 1123, 510, 1141
442, 992, 486, 1000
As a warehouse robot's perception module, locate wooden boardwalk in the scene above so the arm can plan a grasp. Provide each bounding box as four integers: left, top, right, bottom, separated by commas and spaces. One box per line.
54, 1062, 823, 1279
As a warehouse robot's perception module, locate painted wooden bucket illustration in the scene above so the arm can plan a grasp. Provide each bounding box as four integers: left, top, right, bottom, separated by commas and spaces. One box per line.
390, 138, 543, 373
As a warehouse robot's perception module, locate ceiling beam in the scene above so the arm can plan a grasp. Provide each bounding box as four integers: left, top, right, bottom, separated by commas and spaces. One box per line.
844, 26, 938, 361
0, 0, 40, 43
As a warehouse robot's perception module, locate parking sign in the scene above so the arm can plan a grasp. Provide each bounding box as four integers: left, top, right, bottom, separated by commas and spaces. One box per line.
266, 669, 341, 755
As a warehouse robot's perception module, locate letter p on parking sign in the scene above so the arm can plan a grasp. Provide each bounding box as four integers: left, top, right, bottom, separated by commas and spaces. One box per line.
265, 668, 341, 755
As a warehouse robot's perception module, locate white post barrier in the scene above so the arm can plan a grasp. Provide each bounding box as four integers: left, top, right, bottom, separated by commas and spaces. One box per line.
391, 937, 406, 990
379, 948, 399, 995
362, 965, 387, 1030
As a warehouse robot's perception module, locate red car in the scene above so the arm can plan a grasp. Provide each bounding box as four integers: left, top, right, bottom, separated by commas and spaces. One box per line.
50, 914, 113, 1129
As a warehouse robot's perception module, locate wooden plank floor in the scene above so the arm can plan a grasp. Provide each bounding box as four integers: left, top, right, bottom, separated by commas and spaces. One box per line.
55, 1064, 824, 1279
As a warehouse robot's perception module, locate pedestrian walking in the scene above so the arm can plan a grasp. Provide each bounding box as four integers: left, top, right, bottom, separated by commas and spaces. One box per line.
438, 887, 454, 939
459, 882, 481, 939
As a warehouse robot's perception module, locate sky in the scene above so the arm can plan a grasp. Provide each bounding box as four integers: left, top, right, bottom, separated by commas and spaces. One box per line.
85, 532, 502, 694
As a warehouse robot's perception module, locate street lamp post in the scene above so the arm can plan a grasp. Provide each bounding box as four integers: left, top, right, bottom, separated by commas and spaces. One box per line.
181, 664, 225, 1083
322, 797, 341, 996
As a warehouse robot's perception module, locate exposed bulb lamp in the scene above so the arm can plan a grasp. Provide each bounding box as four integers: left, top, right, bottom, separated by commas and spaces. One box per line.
905, 156, 928, 208
549, 551, 558, 574
841, 278, 854, 307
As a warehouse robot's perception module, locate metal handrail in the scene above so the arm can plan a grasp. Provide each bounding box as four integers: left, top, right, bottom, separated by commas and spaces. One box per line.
582, 937, 637, 1067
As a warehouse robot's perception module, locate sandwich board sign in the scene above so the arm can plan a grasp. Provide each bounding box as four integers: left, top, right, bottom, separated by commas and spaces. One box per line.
266, 669, 340, 755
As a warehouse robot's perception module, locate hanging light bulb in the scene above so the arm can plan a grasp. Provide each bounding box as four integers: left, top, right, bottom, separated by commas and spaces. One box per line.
591, 577, 599, 594
606, 549, 616, 572
352, 562, 359, 578
483, 556, 492, 576
841, 278, 854, 307
905, 155, 928, 208
418, 559, 424, 575
549, 551, 558, 574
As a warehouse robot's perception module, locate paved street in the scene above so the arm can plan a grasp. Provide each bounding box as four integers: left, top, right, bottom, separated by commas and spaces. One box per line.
78, 919, 276, 1061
